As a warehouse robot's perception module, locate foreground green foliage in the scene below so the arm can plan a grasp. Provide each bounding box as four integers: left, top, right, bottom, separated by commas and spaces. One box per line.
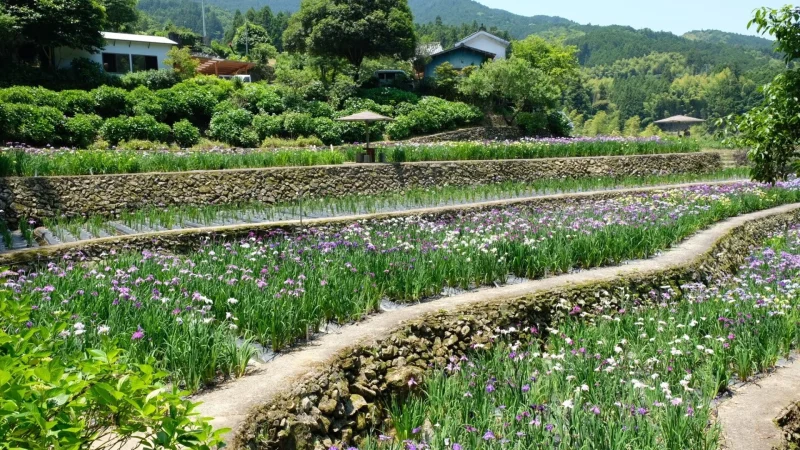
724, 6, 800, 184
0, 289, 225, 449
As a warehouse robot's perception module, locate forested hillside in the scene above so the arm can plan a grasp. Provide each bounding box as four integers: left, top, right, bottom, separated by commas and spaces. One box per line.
565, 26, 779, 71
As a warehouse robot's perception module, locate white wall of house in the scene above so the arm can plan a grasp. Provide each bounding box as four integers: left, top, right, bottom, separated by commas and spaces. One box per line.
55, 38, 174, 73
460, 33, 508, 59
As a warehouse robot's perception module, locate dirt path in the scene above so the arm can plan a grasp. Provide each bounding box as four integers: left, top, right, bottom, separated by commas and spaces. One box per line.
190, 203, 800, 444
718, 356, 800, 450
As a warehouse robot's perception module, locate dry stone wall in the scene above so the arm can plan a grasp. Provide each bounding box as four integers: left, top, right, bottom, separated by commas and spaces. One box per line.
232, 207, 799, 450
0, 152, 720, 223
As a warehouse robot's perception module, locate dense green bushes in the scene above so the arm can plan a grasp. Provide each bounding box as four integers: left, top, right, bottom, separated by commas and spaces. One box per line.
0, 104, 64, 146
100, 115, 172, 145
0, 80, 483, 148
0, 289, 224, 449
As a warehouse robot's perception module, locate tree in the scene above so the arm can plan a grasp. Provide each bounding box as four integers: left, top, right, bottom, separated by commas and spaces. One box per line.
165, 46, 198, 80
3, 0, 106, 69
512, 36, 581, 93
232, 23, 272, 55
283, 0, 416, 77
433, 61, 460, 99
102, 0, 139, 32
459, 57, 559, 125
724, 6, 800, 184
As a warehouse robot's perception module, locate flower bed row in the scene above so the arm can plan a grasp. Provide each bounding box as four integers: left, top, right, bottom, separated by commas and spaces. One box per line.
361, 226, 800, 450
0, 137, 699, 177
4, 182, 799, 392
35, 169, 747, 247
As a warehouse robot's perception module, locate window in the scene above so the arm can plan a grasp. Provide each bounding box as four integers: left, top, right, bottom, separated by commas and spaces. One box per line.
102, 53, 131, 74
132, 55, 158, 72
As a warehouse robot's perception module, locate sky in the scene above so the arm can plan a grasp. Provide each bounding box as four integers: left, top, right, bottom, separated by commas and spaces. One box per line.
474, 0, 787, 35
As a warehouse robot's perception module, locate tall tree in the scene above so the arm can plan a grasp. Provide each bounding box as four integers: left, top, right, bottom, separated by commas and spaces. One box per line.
3, 0, 107, 69
283, 0, 416, 77
725, 5, 800, 184
103, 0, 139, 32
459, 57, 559, 125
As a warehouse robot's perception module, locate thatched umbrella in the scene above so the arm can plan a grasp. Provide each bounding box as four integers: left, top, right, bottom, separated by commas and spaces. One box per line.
653, 115, 705, 134
336, 111, 393, 162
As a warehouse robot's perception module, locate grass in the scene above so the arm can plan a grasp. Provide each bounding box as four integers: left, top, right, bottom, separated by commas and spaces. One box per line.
361, 228, 800, 450
0, 137, 699, 177
37, 168, 749, 242
8, 181, 799, 391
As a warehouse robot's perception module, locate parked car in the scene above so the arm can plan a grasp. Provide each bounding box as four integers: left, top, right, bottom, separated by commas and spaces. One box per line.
219, 74, 252, 83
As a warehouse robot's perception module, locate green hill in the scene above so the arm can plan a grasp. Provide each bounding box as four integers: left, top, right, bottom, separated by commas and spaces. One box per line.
682, 29, 776, 53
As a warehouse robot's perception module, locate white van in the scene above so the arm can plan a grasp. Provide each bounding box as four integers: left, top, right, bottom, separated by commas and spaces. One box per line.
219, 74, 252, 83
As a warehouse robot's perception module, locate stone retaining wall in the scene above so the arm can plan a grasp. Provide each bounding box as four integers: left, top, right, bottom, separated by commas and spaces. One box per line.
0, 152, 720, 223
232, 207, 799, 450
404, 127, 522, 143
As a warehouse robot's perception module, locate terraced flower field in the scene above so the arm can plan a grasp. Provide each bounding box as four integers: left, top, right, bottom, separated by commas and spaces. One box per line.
14, 169, 747, 249
6, 181, 799, 390
362, 227, 800, 450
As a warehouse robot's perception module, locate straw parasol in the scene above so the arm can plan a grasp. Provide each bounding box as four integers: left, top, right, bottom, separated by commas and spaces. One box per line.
337, 111, 393, 162
653, 115, 705, 133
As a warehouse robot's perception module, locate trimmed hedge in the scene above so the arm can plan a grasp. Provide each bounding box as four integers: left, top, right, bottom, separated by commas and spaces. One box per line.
0, 81, 484, 148
100, 115, 171, 145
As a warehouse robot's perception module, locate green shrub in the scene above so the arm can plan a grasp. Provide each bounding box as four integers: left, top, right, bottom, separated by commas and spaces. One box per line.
0, 86, 64, 110
119, 69, 181, 90
311, 117, 345, 145
253, 113, 284, 140
517, 111, 549, 136
59, 90, 95, 116
92, 86, 131, 118
547, 110, 573, 137
282, 112, 314, 138
0, 86, 35, 104
0, 104, 65, 146
301, 101, 335, 118
360, 87, 420, 106
171, 84, 218, 125
386, 115, 413, 140
100, 115, 171, 145
129, 86, 166, 122
64, 114, 103, 148
233, 83, 284, 114
207, 108, 258, 147
0, 290, 225, 449
173, 119, 201, 147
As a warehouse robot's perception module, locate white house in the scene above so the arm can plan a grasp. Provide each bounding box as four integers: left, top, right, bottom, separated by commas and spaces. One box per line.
454, 31, 510, 60
54, 32, 177, 74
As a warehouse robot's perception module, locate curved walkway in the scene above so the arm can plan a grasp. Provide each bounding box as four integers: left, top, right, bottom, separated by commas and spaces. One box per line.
0, 180, 745, 267
718, 356, 800, 450
191, 202, 800, 445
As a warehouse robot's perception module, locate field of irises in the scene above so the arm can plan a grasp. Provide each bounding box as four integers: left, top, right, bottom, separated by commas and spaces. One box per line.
362, 227, 800, 450
36, 169, 748, 246
0, 137, 698, 177
5, 181, 800, 391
